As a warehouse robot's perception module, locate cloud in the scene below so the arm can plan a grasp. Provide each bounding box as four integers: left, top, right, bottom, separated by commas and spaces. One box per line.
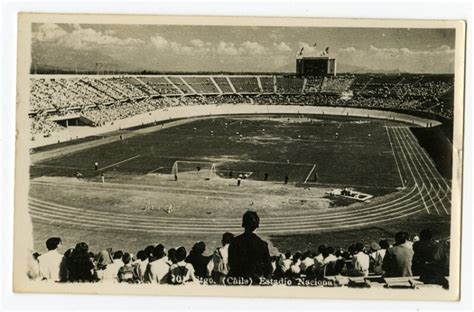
33, 24, 67, 42
338, 47, 357, 53
150, 35, 169, 50
216, 41, 242, 55
368, 45, 454, 57
273, 42, 292, 52
335, 44, 454, 73
151, 35, 211, 55
215, 41, 267, 56
33, 23, 143, 50
152, 37, 268, 57
189, 39, 205, 48
241, 41, 266, 55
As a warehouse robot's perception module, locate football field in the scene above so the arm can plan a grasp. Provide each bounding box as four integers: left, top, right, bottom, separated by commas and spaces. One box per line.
31, 115, 403, 189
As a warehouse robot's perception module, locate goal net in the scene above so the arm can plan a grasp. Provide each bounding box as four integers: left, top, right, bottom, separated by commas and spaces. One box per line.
171, 160, 217, 180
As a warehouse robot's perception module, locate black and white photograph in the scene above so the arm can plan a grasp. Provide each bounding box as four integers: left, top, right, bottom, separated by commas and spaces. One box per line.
12, 13, 465, 301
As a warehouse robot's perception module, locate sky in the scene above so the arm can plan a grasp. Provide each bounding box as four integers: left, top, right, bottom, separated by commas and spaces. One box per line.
31, 23, 456, 73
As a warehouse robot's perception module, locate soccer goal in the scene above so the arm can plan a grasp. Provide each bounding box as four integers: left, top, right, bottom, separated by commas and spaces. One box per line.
171, 160, 217, 180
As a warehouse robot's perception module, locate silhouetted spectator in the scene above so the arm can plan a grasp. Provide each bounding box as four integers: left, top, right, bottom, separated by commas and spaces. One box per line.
228, 211, 273, 284
68, 242, 95, 282
412, 229, 437, 276
186, 241, 212, 279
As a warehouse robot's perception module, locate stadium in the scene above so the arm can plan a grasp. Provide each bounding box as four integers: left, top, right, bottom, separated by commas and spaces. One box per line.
28, 73, 452, 242
25, 24, 457, 287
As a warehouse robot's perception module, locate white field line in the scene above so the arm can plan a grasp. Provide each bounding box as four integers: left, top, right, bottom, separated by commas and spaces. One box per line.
394, 127, 446, 215
146, 166, 164, 174
29, 183, 418, 221
29, 202, 430, 234
29, 195, 425, 229
417, 183, 430, 214
400, 128, 450, 214
385, 126, 405, 188
388, 127, 416, 186
403, 128, 452, 192
304, 164, 317, 184
29, 185, 421, 224
98, 154, 141, 171
392, 128, 439, 215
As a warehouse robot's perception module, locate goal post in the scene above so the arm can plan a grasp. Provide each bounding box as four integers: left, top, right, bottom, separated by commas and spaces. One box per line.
171, 160, 217, 180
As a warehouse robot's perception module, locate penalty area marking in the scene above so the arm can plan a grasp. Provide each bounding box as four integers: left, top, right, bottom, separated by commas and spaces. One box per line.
98, 154, 141, 171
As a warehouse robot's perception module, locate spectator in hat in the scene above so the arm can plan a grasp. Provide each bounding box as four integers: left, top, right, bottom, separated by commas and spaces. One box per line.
38, 237, 63, 282
382, 232, 414, 277
228, 210, 273, 284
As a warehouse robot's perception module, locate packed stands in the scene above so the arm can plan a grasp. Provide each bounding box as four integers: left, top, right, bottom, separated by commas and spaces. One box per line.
167, 77, 195, 94
276, 76, 304, 94
136, 77, 181, 95
213, 77, 235, 93
349, 75, 373, 95
259, 76, 275, 93
183, 77, 220, 94
81, 78, 123, 101
28, 74, 454, 138
320, 76, 355, 94
304, 77, 324, 93
229, 76, 260, 93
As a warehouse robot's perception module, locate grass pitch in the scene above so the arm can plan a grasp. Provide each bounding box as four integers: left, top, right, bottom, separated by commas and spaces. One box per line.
31, 115, 402, 189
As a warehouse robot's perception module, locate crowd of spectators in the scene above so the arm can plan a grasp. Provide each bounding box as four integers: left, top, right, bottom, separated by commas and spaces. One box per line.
320, 76, 355, 94
28, 75, 454, 138
28, 211, 449, 287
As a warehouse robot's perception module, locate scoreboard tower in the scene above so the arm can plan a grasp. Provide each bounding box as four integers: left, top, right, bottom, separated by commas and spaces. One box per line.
296, 56, 337, 76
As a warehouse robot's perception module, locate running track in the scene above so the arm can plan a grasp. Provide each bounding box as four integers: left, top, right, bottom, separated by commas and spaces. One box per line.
29, 126, 451, 234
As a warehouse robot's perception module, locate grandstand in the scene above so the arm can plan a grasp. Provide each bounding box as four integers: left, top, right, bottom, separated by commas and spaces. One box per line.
28, 73, 454, 139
